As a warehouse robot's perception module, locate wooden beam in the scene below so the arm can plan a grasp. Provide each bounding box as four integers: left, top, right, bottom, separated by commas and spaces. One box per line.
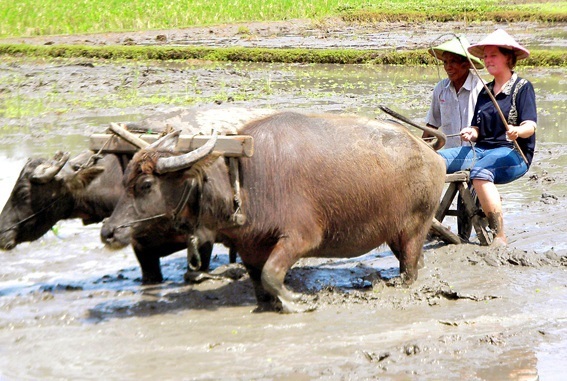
430, 218, 462, 245
89, 133, 254, 157
445, 171, 469, 183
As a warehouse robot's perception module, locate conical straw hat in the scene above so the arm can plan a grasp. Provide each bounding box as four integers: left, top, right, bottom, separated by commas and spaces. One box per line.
468, 29, 530, 60
428, 35, 484, 69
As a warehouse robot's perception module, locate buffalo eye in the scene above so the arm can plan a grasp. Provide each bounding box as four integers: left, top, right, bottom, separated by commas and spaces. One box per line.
13, 182, 32, 202
135, 177, 154, 196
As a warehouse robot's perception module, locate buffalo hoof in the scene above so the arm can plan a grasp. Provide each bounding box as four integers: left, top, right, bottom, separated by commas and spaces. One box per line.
282, 288, 303, 302
490, 237, 507, 247
386, 276, 410, 288
278, 296, 316, 314
253, 294, 316, 314
400, 271, 417, 286
141, 274, 164, 284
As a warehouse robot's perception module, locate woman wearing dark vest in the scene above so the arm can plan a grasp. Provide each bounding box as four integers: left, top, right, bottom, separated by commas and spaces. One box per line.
438, 29, 537, 246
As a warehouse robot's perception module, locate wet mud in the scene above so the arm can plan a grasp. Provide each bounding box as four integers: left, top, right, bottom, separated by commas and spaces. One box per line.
0, 21, 566, 380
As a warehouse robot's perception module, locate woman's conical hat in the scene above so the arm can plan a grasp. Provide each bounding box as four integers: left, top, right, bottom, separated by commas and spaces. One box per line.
468, 29, 530, 60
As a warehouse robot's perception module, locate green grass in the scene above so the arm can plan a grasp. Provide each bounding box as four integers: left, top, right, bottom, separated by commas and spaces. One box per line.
1, 44, 565, 67
1, 0, 566, 38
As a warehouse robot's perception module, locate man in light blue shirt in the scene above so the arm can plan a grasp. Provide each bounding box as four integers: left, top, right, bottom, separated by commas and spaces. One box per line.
424, 36, 485, 148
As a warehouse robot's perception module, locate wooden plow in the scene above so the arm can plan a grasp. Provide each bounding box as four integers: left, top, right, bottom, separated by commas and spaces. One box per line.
430, 170, 493, 246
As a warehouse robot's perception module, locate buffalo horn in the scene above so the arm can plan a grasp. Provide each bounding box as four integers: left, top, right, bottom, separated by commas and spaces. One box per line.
31, 151, 71, 183
155, 129, 219, 174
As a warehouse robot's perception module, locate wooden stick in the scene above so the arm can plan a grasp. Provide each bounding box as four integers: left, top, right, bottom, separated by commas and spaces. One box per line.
108, 122, 150, 148
378, 105, 447, 150
455, 36, 528, 164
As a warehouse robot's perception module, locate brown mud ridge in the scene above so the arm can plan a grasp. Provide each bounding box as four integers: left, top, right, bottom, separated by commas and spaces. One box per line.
2, 20, 566, 51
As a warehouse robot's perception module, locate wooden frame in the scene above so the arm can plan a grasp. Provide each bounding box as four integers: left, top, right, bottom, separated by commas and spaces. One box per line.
431, 171, 493, 246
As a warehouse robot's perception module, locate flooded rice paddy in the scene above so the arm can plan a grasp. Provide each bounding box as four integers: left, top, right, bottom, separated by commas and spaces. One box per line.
0, 55, 566, 380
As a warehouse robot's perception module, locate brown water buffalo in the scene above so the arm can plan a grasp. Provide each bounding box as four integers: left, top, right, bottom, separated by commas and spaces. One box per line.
101, 111, 446, 313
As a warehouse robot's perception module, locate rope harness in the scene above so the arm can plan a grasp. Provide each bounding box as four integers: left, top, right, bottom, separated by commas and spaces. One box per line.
114, 178, 197, 230
113, 159, 245, 231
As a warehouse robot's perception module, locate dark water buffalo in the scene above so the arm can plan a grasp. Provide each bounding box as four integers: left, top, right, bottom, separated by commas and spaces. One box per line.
101, 111, 446, 312
0, 106, 255, 270
0, 107, 257, 281
0, 148, 225, 281
0, 151, 124, 250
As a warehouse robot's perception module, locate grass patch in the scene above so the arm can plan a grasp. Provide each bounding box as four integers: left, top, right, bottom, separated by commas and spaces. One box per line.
1, 44, 565, 67
1, 0, 566, 38
339, 1, 567, 23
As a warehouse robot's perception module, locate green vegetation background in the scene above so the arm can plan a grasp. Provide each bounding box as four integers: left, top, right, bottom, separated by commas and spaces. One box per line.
2, 0, 566, 38
0, 0, 565, 66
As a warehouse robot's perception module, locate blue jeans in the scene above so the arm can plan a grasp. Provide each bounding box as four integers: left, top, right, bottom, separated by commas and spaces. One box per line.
438, 145, 529, 184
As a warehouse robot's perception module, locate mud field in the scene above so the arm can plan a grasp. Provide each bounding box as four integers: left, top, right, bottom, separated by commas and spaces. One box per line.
0, 21, 566, 380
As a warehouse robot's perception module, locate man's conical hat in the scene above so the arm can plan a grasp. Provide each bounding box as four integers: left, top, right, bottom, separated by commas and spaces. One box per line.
428, 35, 484, 69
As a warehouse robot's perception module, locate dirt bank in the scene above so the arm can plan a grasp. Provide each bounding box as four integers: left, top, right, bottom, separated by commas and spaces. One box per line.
2, 20, 566, 52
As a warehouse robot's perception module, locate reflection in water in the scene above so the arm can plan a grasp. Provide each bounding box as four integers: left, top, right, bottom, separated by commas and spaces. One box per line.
478, 348, 539, 381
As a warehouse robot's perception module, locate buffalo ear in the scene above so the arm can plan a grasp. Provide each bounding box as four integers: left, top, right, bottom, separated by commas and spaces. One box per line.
66, 165, 105, 192
147, 130, 180, 152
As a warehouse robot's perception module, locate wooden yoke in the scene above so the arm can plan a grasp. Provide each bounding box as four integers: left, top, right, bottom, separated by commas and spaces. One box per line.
90, 126, 254, 158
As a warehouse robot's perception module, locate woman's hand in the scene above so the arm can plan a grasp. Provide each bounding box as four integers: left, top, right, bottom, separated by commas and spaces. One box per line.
460, 126, 478, 142
506, 125, 520, 141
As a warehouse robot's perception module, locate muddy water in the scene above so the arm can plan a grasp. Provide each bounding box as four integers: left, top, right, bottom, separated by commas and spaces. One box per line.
0, 60, 566, 380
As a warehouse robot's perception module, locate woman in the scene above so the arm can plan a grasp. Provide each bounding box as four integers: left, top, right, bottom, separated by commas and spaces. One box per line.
438, 29, 537, 246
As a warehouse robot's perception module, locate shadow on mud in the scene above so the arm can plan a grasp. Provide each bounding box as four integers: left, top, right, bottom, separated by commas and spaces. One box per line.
81, 251, 407, 322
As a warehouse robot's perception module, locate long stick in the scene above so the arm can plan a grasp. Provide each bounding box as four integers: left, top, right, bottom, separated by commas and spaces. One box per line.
378, 105, 447, 150
108, 122, 150, 149
454, 35, 528, 164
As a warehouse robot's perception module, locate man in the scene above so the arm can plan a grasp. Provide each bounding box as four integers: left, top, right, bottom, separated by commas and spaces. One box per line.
423, 35, 485, 148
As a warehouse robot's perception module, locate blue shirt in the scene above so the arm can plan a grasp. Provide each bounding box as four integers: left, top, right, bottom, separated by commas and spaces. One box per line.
473, 73, 537, 166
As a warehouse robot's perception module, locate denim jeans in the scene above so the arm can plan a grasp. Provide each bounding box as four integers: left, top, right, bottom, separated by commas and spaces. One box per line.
438, 145, 529, 184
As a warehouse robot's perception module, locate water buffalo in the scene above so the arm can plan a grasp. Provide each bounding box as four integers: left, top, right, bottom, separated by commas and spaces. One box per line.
98, 106, 275, 281
0, 107, 262, 278
101, 111, 446, 312
0, 150, 124, 250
